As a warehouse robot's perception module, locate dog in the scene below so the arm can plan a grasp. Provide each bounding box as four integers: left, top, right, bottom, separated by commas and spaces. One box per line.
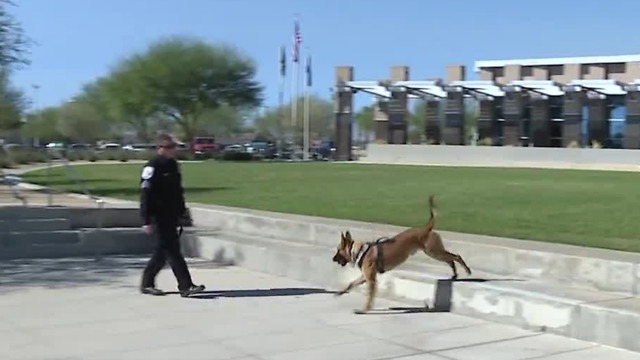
332, 195, 471, 313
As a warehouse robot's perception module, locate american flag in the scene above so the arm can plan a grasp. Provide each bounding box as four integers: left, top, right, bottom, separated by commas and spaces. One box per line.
305, 54, 312, 87
280, 45, 286, 77
292, 18, 302, 63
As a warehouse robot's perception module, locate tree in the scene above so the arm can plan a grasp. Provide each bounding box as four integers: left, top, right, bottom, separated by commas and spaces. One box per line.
355, 105, 375, 143
0, 0, 31, 70
0, 1, 31, 135
254, 96, 334, 142
22, 106, 63, 142
56, 99, 112, 143
102, 36, 263, 142
0, 69, 25, 130
98, 67, 159, 143
408, 101, 426, 143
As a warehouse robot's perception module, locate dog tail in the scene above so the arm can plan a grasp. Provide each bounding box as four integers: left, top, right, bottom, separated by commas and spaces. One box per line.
426, 194, 436, 231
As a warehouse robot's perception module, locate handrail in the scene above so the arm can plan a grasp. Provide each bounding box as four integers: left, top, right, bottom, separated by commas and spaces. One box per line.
0, 168, 28, 206
46, 150, 107, 228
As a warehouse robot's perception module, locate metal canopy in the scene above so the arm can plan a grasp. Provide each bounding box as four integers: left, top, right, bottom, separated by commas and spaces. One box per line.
393, 80, 447, 98
344, 81, 391, 98
567, 79, 626, 96
509, 80, 564, 97
343, 78, 635, 101
344, 81, 422, 99
449, 80, 504, 98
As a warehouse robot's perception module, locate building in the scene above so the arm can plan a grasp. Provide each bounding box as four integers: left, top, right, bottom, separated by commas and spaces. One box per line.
475, 54, 640, 84
332, 56, 640, 159
470, 55, 640, 148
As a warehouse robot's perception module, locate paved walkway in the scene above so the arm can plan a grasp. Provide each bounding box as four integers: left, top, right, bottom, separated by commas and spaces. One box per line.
1, 257, 638, 360
0, 185, 102, 207
356, 159, 640, 172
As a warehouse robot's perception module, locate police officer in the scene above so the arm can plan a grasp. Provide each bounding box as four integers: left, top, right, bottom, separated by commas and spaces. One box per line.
139, 133, 205, 297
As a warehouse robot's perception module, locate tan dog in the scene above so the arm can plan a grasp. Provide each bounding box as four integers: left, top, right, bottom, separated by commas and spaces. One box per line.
332, 195, 471, 313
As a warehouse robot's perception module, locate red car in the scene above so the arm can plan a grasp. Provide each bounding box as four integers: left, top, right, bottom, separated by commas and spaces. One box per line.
191, 136, 217, 156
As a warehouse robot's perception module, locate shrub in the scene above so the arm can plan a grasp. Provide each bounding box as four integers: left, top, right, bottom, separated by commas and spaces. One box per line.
88, 151, 98, 162
477, 137, 493, 146
30, 149, 49, 163
99, 150, 118, 161
0, 151, 11, 168
67, 151, 81, 162
176, 150, 195, 161
7, 148, 33, 165
141, 150, 156, 160
221, 151, 256, 161
566, 140, 580, 148
117, 150, 130, 162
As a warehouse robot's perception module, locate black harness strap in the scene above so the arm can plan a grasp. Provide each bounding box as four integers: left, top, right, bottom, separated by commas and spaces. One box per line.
356, 236, 395, 274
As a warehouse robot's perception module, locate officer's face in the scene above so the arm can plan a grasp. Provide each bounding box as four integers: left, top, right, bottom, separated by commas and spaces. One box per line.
158, 141, 178, 158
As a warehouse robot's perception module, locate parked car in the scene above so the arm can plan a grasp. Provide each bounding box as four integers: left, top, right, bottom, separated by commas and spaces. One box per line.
98, 143, 121, 151
313, 140, 335, 160
68, 143, 92, 151
191, 136, 217, 156
223, 144, 244, 153
249, 141, 276, 159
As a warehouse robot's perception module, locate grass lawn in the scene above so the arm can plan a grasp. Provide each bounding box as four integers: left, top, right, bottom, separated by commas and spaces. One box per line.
23, 161, 640, 252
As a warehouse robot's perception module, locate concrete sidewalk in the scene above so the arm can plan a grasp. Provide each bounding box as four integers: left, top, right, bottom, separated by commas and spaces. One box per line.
1, 257, 638, 360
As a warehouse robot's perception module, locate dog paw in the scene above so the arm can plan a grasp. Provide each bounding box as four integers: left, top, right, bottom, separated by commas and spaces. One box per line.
334, 291, 346, 297
450, 275, 458, 280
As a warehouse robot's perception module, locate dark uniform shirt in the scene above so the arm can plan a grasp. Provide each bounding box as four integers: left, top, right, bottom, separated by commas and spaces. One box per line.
139, 155, 186, 225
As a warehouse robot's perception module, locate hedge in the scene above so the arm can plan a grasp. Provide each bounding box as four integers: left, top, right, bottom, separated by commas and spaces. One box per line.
0, 147, 261, 169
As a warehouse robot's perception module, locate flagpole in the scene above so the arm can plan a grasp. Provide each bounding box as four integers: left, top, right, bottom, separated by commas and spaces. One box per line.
290, 15, 302, 158
303, 52, 311, 161
278, 45, 286, 158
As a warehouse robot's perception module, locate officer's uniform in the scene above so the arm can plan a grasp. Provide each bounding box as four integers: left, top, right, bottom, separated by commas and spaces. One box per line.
139, 154, 195, 293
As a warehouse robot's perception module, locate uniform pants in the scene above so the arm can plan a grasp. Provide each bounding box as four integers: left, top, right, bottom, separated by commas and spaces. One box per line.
141, 219, 194, 291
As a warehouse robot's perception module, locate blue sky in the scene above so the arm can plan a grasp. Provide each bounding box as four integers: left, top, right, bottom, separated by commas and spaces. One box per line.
11, 0, 640, 112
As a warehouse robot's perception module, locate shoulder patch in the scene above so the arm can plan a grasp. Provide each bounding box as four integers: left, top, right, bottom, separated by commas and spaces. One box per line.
141, 166, 154, 180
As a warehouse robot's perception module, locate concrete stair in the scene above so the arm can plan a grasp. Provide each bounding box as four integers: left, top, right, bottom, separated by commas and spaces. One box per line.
0, 205, 153, 260
0, 218, 72, 232
183, 204, 640, 353
183, 229, 640, 353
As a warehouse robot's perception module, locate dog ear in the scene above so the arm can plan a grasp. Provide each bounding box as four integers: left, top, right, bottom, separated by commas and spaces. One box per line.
345, 231, 352, 240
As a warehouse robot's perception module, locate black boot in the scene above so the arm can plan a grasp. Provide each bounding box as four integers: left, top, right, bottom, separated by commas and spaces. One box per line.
140, 286, 166, 296
179, 284, 205, 298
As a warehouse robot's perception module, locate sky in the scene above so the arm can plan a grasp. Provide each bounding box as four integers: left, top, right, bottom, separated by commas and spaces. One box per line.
11, 0, 640, 112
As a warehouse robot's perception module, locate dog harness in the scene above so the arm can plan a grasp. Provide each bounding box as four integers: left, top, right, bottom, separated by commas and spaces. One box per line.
354, 237, 395, 274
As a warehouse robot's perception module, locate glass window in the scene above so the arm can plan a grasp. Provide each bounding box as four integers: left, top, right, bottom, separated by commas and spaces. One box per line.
608, 119, 625, 148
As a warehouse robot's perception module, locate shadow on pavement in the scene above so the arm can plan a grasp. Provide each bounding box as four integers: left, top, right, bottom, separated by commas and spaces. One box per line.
184, 287, 335, 299
0, 256, 150, 294
0, 256, 229, 294
361, 277, 524, 315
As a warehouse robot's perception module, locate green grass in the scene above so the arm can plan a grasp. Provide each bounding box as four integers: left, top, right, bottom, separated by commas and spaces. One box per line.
23, 162, 640, 252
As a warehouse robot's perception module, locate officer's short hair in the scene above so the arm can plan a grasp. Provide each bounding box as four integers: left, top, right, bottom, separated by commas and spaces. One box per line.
156, 133, 175, 146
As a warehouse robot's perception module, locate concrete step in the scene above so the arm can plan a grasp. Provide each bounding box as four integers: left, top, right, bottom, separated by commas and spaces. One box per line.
186, 230, 640, 353
0, 228, 153, 260
0, 218, 72, 232
0, 206, 142, 228
190, 205, 640, 296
